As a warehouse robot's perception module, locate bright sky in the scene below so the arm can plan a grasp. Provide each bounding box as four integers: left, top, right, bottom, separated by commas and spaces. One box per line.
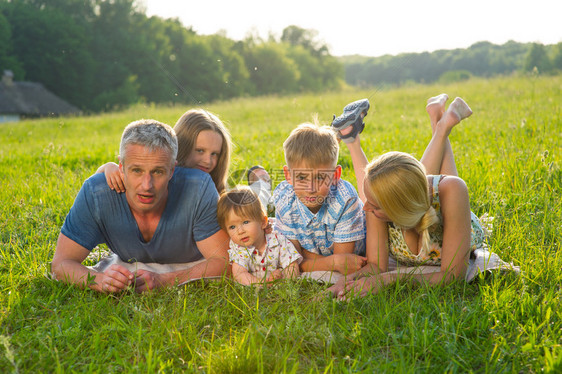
142, 0, 562, 57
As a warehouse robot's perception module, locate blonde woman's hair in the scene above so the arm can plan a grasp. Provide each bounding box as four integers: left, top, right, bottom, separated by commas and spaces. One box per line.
366, 151, 438, 254
217, 186, 266, 231
283, 118, 339, 168
174, 109, 232, 194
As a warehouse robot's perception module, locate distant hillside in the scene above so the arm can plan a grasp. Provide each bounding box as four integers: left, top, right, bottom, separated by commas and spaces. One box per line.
338, 40, 561, 86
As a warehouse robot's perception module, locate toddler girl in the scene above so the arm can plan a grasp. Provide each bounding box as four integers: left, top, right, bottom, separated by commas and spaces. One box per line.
217, 186, 302, 285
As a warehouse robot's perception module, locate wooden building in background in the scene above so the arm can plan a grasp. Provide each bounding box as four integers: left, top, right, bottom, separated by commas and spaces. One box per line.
0, 70, 80, 123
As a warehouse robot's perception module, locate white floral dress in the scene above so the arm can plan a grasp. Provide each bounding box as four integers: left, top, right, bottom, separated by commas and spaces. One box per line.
228, 231, 303, 278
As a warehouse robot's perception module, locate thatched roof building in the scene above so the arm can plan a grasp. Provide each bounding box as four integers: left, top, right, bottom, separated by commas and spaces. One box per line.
0, 70, 80, 123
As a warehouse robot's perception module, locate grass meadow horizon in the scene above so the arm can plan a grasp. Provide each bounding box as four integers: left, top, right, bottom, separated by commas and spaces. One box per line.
1, 74, 561, 372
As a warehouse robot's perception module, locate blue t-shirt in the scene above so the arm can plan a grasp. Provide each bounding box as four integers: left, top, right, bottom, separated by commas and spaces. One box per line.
61, 167, 221, 264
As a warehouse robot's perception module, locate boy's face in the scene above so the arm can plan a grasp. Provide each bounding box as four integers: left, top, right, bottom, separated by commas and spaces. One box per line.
225, 211, 268, 249
284, 162, 341, 214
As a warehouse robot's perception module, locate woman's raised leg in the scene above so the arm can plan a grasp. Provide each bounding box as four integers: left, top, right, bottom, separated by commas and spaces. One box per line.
421, 96, 472, 176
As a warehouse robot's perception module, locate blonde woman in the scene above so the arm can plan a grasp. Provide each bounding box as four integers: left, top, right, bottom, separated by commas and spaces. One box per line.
327, 94, 501, 299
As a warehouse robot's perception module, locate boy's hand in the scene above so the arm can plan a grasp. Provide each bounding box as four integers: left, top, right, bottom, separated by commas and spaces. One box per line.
333, 254, 367, 275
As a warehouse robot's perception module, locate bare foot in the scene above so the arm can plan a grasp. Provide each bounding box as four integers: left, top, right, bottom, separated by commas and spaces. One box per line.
449, 97, 472, 120
426, 93, 448, 131
436, 97, 472, 136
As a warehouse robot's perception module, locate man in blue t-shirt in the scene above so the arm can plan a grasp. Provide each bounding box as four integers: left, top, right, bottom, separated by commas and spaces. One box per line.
51, 119, 230, 293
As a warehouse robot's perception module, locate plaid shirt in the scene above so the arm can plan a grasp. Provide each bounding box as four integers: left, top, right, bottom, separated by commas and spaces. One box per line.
273, 179, 365, 256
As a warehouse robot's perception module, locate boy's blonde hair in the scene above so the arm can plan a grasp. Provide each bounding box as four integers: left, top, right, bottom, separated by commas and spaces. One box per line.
366, 151, 438, 254
217, 186, 267, 230
283, 119, 339, 168
174, 109, 232, 194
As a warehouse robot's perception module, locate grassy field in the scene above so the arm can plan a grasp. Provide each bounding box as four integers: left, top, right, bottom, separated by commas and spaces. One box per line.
1, 75, 561, 373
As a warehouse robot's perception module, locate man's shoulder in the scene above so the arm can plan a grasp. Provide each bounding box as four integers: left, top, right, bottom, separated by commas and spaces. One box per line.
82, 173, 118, 198
167, 168, 219, 221
172, 167, 212, 183
170, 167, 215, 192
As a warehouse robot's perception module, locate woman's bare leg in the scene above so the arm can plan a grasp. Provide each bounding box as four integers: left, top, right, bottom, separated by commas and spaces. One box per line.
421, 94, 454, 175
421, 96, 472, 176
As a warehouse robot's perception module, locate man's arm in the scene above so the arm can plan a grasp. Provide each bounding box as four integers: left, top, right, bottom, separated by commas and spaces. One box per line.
188, 228, 231, 279
51, 233, 134, 293
134, 229, 230, 292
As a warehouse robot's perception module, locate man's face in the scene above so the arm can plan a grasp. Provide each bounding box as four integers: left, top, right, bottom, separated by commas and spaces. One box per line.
284, 162, 341, 214
119, 144, 175, 216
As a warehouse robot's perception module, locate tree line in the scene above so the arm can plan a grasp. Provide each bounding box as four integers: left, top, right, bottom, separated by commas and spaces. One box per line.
0, 0, 342, 112
1, 0, 560, 113
342, 40, 562, 87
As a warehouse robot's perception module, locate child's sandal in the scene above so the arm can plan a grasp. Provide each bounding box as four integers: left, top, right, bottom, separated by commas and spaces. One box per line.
331, 98, 370, 143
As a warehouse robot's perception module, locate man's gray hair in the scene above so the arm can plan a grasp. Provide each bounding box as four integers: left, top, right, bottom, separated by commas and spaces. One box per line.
119, 119, 178, 163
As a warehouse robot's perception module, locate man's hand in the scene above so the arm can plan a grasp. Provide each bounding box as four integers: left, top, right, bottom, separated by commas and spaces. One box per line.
133, 269, 167, 293
332, 253, 367, 274
98, 264, 135, 293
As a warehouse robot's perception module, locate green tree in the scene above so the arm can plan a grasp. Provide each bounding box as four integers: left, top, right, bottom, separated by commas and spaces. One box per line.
524, 43, 551, 73
88, 0, 145, 110
551, 42, 562, 72
2, 1, 94, 108
281, 25, 329, 56
205, 33, 251, 99
0, 10, 23, 77
287, 44, 343, 92
158, 18, 227, 103
242, 42, 299, 95
286, 45, 323, 91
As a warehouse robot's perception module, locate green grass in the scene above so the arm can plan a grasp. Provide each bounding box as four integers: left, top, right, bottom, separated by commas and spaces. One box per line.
1, 74, 561, 372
